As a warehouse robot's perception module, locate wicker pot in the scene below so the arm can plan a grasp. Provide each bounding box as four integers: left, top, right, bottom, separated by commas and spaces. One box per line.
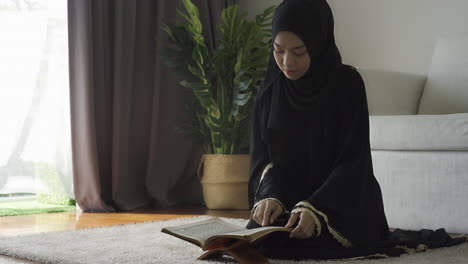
197, 154, 250, 209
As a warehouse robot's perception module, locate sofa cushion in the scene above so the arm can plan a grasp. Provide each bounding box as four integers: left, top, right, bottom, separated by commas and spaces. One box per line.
418, 36, 468, 114
369, 113, 468, 151
357, 68, 426, 115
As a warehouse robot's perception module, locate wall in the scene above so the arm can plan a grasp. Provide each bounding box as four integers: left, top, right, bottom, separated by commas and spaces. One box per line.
239, 0, 468, 75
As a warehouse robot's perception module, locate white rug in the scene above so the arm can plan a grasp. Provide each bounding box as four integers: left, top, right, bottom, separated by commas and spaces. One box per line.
0, 215, 467, 264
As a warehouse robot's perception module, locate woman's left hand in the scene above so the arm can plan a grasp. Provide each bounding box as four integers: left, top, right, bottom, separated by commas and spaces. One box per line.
285, 212, 316, 239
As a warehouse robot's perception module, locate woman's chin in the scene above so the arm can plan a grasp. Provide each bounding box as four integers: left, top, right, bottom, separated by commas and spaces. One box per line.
284, 74, 300, 80
283, 71, 305, 80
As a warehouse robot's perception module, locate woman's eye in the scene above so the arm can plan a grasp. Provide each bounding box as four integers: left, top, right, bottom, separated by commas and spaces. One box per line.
274, 50, 284, 54
295, 52, 306, 56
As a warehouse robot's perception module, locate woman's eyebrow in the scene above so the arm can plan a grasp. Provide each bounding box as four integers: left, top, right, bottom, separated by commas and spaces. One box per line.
273, 42, 306, 50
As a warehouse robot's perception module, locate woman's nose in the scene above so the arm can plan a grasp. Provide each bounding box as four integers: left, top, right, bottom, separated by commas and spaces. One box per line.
283, 53, 294, 68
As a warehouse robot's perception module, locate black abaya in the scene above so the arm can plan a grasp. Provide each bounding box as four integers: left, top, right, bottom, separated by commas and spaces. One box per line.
246, 0, 467, 259
247, 64, 466, 259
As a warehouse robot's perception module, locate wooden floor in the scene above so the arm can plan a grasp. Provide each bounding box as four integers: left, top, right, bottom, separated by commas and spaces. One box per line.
0, 206, 251, 264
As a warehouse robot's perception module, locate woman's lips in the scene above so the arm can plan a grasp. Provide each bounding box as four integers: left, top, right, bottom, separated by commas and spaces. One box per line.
285, 70, 296, 75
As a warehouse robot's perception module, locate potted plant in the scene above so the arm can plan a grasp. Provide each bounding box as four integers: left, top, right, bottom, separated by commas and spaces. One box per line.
161, 0, 275, 209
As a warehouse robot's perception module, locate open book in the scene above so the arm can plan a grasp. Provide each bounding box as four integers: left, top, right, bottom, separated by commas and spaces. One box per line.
161, 217, 293, 251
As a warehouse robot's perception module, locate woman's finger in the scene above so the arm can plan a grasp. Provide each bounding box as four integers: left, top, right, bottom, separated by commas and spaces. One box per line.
253, 203, 264, 225
300, 212, 316, 237
262, 203, 273, 226
290, 227, 303, 238
269, 204, 283, 224
291, 213, 316, 239
295, 214, 309, 238
285, 213, 299, 228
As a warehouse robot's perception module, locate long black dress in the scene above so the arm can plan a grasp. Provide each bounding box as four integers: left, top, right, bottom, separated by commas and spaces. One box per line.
246, 64, 467, 260
246, 0, 466, 260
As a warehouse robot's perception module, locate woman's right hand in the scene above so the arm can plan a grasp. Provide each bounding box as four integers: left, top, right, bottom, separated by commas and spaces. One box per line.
252, 199, 284, 226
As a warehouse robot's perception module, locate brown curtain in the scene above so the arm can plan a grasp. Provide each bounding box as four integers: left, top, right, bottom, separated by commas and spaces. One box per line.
68, 0, 237, 212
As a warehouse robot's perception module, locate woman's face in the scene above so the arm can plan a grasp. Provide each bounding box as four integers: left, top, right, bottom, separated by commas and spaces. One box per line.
273, 31, 311, 80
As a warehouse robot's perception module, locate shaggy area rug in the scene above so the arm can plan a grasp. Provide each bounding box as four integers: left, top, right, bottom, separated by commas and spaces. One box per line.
0, 215, 467, 264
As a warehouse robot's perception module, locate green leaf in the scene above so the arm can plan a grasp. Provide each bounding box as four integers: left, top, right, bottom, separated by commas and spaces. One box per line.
234, 92, 252, 106
237, 79, 252, 91
234, 48, 244, 73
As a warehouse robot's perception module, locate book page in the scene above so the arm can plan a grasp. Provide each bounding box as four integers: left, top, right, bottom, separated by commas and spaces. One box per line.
207, 225, 292, 244
162, 218, 245, 246
222, 226, 291, 237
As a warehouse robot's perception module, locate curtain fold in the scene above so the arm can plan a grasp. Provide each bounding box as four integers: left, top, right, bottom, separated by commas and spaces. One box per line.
68, 0, 237, 212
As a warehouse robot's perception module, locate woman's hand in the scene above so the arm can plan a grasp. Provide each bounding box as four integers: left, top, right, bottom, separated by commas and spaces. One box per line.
285, 212, 316, 239
252, 199, 284, 226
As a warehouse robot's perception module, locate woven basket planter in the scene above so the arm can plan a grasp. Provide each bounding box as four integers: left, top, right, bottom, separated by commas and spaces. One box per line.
197, 154, 250, 210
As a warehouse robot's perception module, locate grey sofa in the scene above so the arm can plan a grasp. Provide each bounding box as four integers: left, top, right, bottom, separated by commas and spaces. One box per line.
356, 36, 468, 234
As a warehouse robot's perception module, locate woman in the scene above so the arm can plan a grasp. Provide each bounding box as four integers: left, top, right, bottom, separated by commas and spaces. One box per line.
246, 0, 466, 260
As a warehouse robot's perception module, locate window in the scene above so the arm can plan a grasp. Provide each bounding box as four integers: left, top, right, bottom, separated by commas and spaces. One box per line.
0, 0, 73, 205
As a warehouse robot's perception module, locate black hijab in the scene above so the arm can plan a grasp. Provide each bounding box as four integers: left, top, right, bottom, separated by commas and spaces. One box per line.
258, 0, 343, 144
